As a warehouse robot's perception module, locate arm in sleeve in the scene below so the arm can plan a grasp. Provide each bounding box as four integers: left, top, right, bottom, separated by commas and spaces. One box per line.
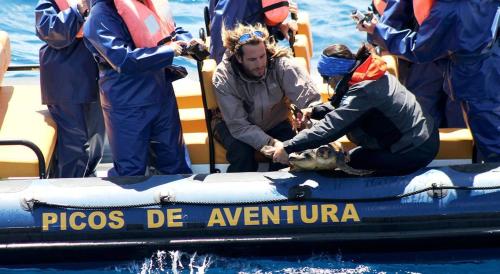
209, 0, 251, 63
283, 86, 378, 154
368, 3, 456, 63
209, 0, 233, 63
278, 58, 321, 109
213, 74, 273, 150
83, 10, 176, 74
310, 102, 336, 120
35, 0, 84, 49
379, 0, 414, 29
173, 26, 193, 42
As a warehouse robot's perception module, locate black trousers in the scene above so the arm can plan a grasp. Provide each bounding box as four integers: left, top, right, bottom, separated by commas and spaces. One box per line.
214, 120, 295, 172
347, 128, 440, 176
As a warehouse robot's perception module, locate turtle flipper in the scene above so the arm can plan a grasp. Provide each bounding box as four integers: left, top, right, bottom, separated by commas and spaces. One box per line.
336, 152, 374, 176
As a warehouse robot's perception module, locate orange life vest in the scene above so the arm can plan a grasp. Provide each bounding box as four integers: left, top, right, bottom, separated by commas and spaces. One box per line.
413, 0, 435, 25
114, 0, 176, 48
349, 54, 387, 85
261, 0, 290, 26
372, 0, 387, 16
53, 0, 84, 38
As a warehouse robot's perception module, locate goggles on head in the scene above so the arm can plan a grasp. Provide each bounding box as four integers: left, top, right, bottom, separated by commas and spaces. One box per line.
317, 54, 357, 80
238, 31, 265, 44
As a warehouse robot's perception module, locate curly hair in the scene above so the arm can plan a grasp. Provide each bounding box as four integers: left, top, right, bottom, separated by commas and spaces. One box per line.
222, 23, 291, 58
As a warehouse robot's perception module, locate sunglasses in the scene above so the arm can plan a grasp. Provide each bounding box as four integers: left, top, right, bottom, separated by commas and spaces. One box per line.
238, 31, 265, 44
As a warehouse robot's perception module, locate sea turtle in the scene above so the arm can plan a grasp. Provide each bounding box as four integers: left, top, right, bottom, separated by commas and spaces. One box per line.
288, 143, 373, 176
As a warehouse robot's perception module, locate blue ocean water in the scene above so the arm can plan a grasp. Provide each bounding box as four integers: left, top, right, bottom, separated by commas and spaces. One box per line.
2, 0, 500, 273
2, 249, 500, 273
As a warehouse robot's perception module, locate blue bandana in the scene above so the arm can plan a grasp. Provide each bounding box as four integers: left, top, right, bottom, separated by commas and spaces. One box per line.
317, 54, 357, 78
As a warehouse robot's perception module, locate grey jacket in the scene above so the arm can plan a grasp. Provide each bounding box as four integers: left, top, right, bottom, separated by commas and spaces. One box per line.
213, 56, 321, 150
283, 74, 435, 154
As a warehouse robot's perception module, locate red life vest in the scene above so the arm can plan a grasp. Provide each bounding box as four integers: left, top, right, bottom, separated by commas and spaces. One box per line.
349, 55, 387, 86
114, 0, 176, 48
261, 0, 290, 26
413, 0, 435, 25
372, 0, 387, 16
53, 0, 84, 38
53, 0, 71, 11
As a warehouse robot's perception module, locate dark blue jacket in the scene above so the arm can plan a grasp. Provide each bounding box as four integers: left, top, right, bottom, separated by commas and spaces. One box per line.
209, 0, 279, 63
369, 0, 500, 101
83, 0, 191, 109
35, 0, 99, 104
379, 0, 415, 29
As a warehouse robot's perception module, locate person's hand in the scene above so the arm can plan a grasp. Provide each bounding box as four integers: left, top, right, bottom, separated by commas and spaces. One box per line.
260, 145, 276, 158
301, 107, 314, 129
289, 1, 298, 15
293, 107, 313, 131
279, 20, 298, 41
301, 107, 313, 120
188, 38, 206, 48
272, 140, 289, 165
76, 0, 89, 16
170, 40, 187, 56
356, 17, 378, 34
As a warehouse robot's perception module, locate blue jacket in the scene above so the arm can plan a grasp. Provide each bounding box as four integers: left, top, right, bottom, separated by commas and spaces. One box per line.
35, 0, 99, 104
376, 0, 449, 92
209, 0, 279, 63
379, 0, 415, 30
83, 0, 191, 109
369, 0, 500, 100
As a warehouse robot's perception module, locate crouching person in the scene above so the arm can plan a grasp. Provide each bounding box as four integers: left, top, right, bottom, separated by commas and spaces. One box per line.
273, 44, 439, 176
212, 23, 321, 172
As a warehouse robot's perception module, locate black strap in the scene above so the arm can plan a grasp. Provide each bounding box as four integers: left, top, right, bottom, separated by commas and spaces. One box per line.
262, 1, 289, 13
329, 60, 361, 108
329, 75, 351, 108
156, 36, 173, 46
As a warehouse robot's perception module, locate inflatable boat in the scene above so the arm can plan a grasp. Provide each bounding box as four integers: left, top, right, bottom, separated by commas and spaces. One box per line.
1, 12, 495, 264
1, 163, 500, 264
